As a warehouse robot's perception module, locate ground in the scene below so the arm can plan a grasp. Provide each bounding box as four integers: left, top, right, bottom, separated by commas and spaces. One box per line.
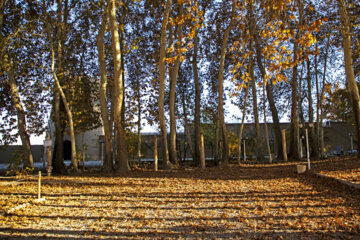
0, 157, 360, 239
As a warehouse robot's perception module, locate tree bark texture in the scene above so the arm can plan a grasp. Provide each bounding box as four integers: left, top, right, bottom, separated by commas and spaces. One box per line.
289, 0, 304, 161
97, 7, 113, 172
108, 0, 129, 172
193, 28, 201, 166
263, 84, 272, 163
181, 89, 195, 160
217, 0, 236, 164
237, 81, 250, 164
49, 47, 78, 171
306, 59, 319, 160
7, 65, 34, 169
169, 7, 183, 165
338, 0, 360, 157
44, 2, 78, 172
252, 31, 283, 161
158, 0, 173, 169
137, 80, 142, 163
248, 0, 264, 162
249, 48, 264, 162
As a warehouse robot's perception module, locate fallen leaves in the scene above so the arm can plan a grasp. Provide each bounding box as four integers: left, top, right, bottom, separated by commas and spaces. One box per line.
0, 159, 359, 239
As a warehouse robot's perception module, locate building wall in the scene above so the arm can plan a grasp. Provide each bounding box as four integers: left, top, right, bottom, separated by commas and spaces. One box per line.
49, 121, 359, 161
0, 145, 44, 164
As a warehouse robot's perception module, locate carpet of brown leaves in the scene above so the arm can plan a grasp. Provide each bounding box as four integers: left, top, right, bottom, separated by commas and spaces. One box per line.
314, 157, 360, 184
1, 158, 360, 239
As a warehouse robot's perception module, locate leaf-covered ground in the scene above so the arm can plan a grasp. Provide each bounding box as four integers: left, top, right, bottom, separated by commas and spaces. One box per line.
1, 158, 360, 239
315, 157, 360, 184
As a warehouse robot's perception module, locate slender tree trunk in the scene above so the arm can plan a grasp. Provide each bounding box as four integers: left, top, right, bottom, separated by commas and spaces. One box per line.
252, 35, 283, 161
289, 0, 304, 161
193, 27, 201, 166
320, 36, 330, 158
248, 0, 263, 162
306, 59, 319, 160
52, 91, 66, 174
97, 8, 113, 172
298, 64, 305, 158
169, 7, 183, 165
158, 0, 173, 169
314, 45, 322, 158
137, 78, 142, 163
214, 117, 220, 163
42, 0, 66, 174
218, 0, 236, 165
237, 81, 250, 164
338, 0, 360, 157
108, 0, 129, 173
7, 65, 34, 169
249, 45, 264, 162
119, 13, 128, 166
249, 0, 283, 161
181, 89, 195, 160
44, 5, 77, 172
263, 83, 272, 163
49, 48, 78, 171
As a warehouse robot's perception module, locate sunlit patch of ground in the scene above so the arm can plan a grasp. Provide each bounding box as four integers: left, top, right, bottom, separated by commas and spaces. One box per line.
316, 157, 360, 184
0, 159, 359, 239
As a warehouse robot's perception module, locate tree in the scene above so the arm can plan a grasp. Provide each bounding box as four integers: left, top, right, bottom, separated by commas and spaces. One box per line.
43, 0, 80, 172
306, 59, 319, 159
337, 0, 360, 157
217, 0, 237, 165
247, 1, 264, 162
1, 1, 33, 168
97, 5, 113, 172
168, 2, 183, 165
288, 0, 304, 161
107, 0, 129, 173
324, 83, 356, 122
158, 0, 173, 169
6, 60, 34, 168
1, 1, 50, 169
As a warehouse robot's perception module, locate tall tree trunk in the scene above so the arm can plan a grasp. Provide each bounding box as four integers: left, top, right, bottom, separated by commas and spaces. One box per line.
249, 44, 264, 162
44, 2, 77, 172
49, 47, 78, 171
193, 27, 201, 166
338, 0, 360, 157
108, 0, 129, 173
181, 89, 195, 160
169, 6, 183, 165
137, 77, 142, 163
7, 64, 34, 169
319, 36, 330, 158
298, 64, 305, 158
214, 117, 220, 163
237, 81, 250, 164
247, 0, 263, 162
97, 8, 113, 172
169, 61, 179, 165
158, 0, 173, 169
289, 0, 304, 161
252, 33, 283, 161
42, 0, 66, 174
314, 45, 322, 158
263, 83, 272, 163
218, 0, 236, 165
306, 59, 319, 160
52, 91, 66, 174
